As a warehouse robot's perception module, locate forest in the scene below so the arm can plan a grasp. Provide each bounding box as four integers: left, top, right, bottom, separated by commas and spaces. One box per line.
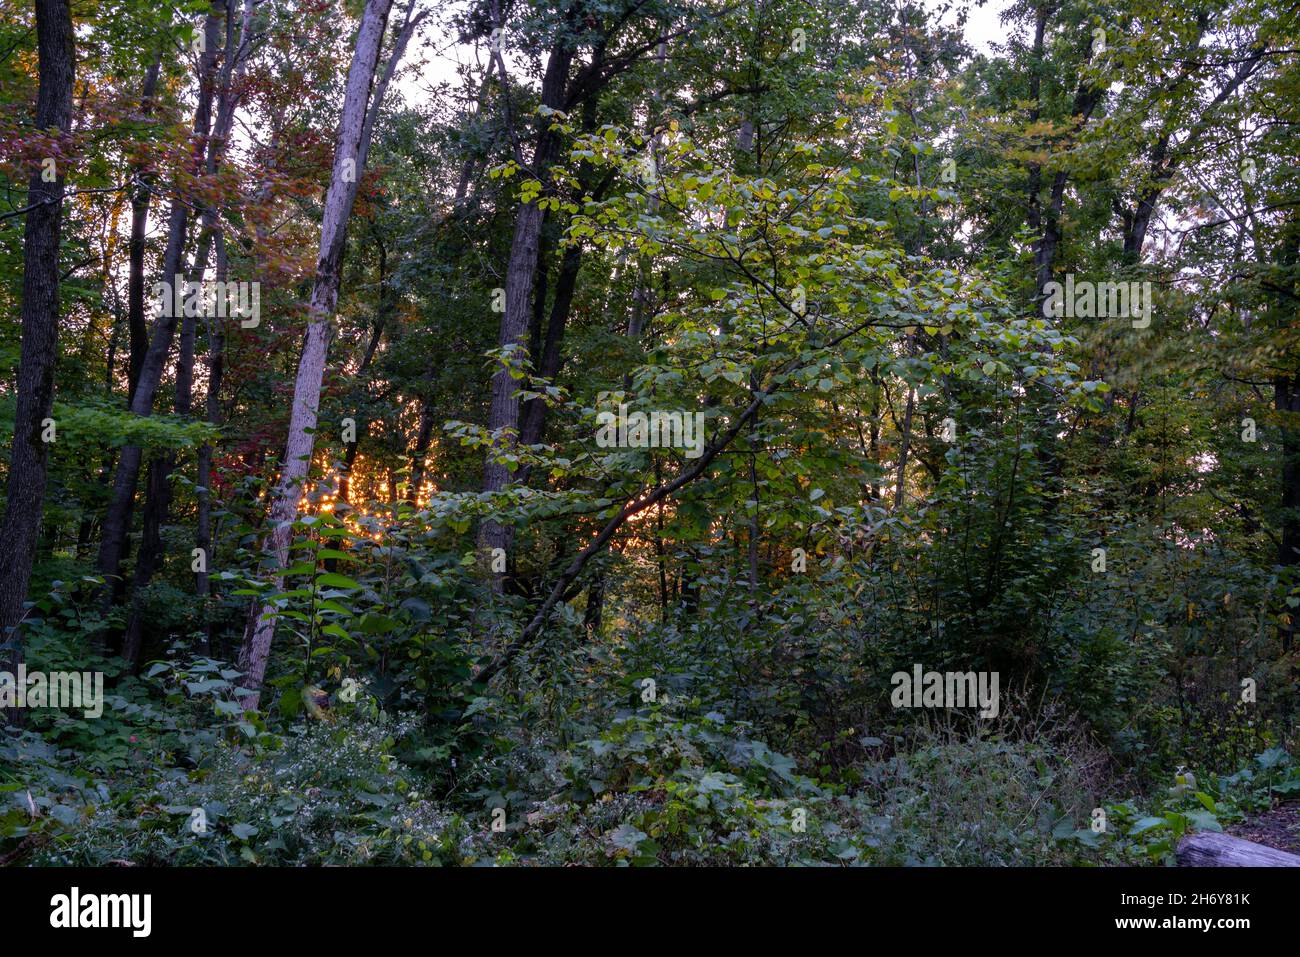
0, 0, 1298, 870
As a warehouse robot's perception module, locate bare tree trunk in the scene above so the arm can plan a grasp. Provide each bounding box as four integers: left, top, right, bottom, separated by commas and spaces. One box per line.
479, 34, 575, 567
359, 0, 425, 172
1177, 831, 1300, 867
479, 203, 546, 565
0, 0, 75, 715
236, 0, 397, 709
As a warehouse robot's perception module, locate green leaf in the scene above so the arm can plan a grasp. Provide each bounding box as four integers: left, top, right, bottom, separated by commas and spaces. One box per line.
357, 613, 398, 635
610, 823, 648, 852
315, 572, 362, 591
1129, 816, 1168, 836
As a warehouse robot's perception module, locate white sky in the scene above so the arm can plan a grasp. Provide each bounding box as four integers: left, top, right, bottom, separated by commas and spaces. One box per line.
949, 0, 1007, 54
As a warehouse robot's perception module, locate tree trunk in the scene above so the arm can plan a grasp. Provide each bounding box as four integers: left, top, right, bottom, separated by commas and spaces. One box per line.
236, 0, 397, 709
1176, 831, 1300, 867
333, 0, 430, 512
1273, 225, 1300, 654
520, 242, 583, 447
120, 224, 218, 664
479, 35, 574, 565
583, 572, 605, 635
119, 460, 171, 665
1277, 381, 1300, 654
126, 57, 162, 402
195, 231, 229, 654
0, 0, 75, 711
406, 392, 436, 505
894, 388, 914, 508
119, 4, 240, 662
1033, 85, 1103, 299
338, 235, 393, 507
108, 1, 262, 655
1023, 3, 1048, 300
95, 5, 225, 608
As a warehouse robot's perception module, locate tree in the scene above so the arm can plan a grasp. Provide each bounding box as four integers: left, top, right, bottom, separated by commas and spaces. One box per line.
0, 0, 75, 708
236, 0, 401, 708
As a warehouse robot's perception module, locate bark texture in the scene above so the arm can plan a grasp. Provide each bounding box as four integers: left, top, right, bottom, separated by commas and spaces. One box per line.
0, 0, 75, 700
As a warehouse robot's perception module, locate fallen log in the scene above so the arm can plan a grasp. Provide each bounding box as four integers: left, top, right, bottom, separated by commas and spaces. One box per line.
1176, 830, 1300, 867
